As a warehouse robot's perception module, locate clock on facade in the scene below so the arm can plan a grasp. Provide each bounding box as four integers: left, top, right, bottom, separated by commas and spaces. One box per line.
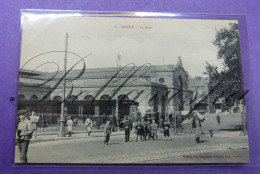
159, 78, 165, 83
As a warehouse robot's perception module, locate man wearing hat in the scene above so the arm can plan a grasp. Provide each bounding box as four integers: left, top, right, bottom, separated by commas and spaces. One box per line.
123, 115, 131, 142
16, 109, 33, 163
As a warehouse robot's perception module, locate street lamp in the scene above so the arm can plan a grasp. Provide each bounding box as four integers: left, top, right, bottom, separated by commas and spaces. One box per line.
114, 54, 121, 127
59, 32, 68, 137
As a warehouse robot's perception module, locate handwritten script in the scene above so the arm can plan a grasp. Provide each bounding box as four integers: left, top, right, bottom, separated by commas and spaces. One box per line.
11, 51, 248, 117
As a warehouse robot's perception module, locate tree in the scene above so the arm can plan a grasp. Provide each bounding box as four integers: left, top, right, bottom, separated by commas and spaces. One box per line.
203, 61, 220, 85
211, 23, 245, 110
203, 62, 220, 113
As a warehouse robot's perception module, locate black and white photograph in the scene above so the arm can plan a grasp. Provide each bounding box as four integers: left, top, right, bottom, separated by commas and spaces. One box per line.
15, 12, 249, 164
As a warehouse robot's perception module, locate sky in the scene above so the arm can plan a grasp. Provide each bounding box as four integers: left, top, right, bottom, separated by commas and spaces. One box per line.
20, 13, 238, 77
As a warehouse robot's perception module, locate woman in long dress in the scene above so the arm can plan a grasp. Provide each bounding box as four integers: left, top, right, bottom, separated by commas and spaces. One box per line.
192, 111, 205, 143
85, 118, 92, 136
67, 116, 73, 137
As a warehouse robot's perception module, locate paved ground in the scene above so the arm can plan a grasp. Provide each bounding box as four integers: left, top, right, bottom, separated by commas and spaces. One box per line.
15, 129, 249, 164
182, 113, 245, 133
14, 112, 249, 164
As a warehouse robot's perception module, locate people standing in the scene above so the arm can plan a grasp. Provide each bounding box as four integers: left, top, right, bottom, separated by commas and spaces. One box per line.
67, 116, 73, 137
144, 121, 151, 141
135, 121, 143, 141
104, 121, 112, 145
29, 111, 39, 139
85, 118, 92, 136
163, 120, 170, 139
123, 115, 131, 142
150, 119, 158, 140
16, 109, 33, 163
140, 119, 146, 141
192, 111, 205, 143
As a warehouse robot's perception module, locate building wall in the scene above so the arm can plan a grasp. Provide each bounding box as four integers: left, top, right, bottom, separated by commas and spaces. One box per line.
18, 85, 50, 100
18, 60, 190, 119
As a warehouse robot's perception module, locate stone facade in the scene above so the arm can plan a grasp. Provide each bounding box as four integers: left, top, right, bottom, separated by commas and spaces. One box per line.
18, 57, 190, 120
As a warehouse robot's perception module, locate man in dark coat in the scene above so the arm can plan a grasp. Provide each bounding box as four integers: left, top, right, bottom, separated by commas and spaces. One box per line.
135, 121, 143, 141
140, 119, 147, 141
163, 121, 170, 138
123, 115, 131, 142
143, 121, 151, 141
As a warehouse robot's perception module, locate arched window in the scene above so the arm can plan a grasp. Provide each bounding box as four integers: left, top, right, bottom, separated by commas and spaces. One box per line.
84, 95, 94, 101
99, 95, 112, 115
118, 94, 128, 100
161, 95, 166, 118
53, 95, 62, 101
148, 93, 159, 111
68, 95, 78, 101
30, 95, 38, 100
100, 95, 111, 100
18, 94, 26, 100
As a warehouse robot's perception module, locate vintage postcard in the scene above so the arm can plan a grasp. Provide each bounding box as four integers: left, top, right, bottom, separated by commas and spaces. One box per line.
15, 11, 249, 163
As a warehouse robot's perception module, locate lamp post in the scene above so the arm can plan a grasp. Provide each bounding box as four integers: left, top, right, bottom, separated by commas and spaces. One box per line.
114, 54, 121, 126
59, 32, 68, 137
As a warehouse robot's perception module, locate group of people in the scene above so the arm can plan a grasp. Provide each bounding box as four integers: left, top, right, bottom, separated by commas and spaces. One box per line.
133, 119, 171, 142
66, 117, 93, 137
133, 118, 171, 141
16, 109, 206, 162
103, 115, 172, 145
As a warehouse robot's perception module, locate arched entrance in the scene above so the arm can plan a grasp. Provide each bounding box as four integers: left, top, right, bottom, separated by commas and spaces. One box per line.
30, 95, 38, 100
161, 95, 166, 119
118, 94, 130, 119
18, 94, 26, 100
153, 93, 159, 113
83, 95, 95, 115
67, 95, 79, 115
99, 95, 112, 115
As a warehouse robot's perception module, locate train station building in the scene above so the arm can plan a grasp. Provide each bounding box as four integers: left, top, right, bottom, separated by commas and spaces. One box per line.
18, 57, 192, 124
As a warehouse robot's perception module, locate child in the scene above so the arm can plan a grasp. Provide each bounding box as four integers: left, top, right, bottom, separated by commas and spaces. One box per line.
209, 128, 214, 137
135, 121, 143, 141
104, 121, 112, 145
